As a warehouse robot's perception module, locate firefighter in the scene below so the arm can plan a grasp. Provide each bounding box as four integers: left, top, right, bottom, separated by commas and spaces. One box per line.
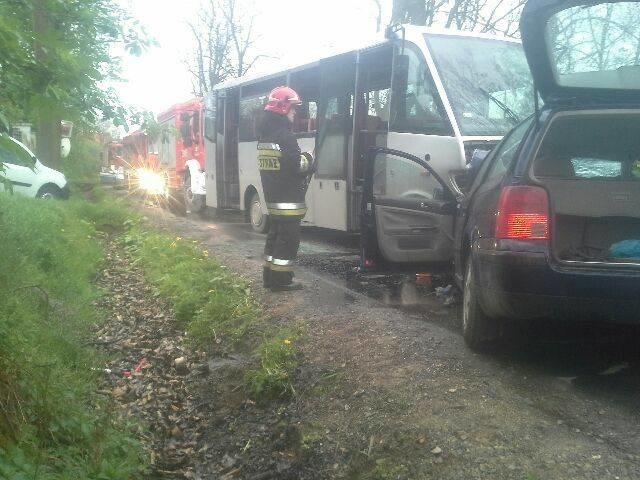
257, 86, 315, 291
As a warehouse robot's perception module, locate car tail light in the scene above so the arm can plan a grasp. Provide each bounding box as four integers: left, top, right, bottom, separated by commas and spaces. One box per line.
495, 186, 549, 240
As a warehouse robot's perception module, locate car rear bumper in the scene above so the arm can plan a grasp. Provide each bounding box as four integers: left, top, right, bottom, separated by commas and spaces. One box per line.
60, 184, 70, 199
474, 246, 640, 323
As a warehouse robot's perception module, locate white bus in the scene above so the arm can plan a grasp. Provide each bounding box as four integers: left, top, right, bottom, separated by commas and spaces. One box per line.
202, 25, 534, 264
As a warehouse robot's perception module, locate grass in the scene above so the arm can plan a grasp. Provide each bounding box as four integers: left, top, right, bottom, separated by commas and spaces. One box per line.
0, 186, 303, 477
117, 204, 300, 400
245, 327, 300, 399
0, 193, 145, 479
119, 226, 260, 348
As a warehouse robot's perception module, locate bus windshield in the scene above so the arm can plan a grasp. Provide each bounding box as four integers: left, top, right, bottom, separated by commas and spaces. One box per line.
426, 34, 535, 137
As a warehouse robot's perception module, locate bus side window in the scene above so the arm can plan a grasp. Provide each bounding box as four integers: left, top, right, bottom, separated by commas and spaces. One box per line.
239, 94, 267, 142
204, 97, 216, 143
365, 88, 390, 131
361, 52, 392, 132
390, 47, 452, 136
293, 101, 318, 134
316, 95, 350, 178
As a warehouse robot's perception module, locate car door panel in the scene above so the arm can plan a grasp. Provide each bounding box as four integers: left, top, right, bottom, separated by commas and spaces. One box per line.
0, 134, 37, 196
375, 204, 454, 262
362, 147, 457, 265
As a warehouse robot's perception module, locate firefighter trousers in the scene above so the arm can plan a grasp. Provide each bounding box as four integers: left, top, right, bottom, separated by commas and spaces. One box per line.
263, 216, 302, 286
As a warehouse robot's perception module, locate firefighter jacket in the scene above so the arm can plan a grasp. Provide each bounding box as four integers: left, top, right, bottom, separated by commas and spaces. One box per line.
257, 111, 313, 218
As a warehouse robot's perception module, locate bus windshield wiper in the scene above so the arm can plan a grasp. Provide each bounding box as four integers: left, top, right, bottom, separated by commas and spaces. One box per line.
478, 87, 520, 125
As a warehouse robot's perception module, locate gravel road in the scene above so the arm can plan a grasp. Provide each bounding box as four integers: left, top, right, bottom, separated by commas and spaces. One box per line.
128, 196, 640, 479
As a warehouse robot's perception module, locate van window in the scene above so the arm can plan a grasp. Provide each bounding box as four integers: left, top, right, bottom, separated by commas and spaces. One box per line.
390, 46, 451, 136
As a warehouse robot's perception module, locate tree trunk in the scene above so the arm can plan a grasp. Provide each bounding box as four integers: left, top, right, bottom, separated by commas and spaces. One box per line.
33, 0, 62, 169
35, 120, 61, 170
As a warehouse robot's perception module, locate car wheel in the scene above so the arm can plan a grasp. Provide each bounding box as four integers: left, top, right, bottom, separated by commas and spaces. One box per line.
462, 257, 499, 350
37, 185, 61, 200
249, 192, 269, 233
183, 173, 204, 214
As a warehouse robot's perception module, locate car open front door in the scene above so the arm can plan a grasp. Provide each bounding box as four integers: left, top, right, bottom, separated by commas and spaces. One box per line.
361, 147, 457, 268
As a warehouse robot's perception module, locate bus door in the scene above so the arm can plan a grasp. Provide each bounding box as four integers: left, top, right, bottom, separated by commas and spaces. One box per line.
312, 54, 356, 231
221, 88, 240, 208
290, 66, 321, 226
204, 92, 219, 208
350, 46, 393, 231
361, 147, 457, 267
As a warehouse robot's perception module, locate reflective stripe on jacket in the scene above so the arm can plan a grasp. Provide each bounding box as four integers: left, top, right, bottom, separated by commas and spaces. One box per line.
257, 111, 309, 214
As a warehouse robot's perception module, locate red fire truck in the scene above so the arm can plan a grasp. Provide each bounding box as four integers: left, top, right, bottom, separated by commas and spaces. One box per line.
120, 98, 205, 211
155, 98, 206, 211
122, 129, 153, 170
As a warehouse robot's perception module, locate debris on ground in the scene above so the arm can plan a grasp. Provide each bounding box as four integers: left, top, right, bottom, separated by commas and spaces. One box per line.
93, 238, 301, 479
94, 241, 217, 478
435, 284, 460, 307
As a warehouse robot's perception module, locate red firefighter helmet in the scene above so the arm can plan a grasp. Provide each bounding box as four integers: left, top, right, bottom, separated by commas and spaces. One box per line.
264, 86, 302, 115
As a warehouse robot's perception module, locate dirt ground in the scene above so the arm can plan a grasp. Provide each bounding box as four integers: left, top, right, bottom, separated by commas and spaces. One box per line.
100, 194, 640, 480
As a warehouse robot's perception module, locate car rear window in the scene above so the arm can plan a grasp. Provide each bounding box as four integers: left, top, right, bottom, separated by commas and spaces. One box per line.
534, 112, 640, 181
547, 2, 640, 91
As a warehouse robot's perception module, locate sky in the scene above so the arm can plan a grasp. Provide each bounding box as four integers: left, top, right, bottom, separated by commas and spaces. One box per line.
115, 0, 392, 117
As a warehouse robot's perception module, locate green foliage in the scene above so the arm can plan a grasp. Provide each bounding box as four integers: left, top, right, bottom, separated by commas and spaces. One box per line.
0, 0, 154, 128
62, 134, 103, 184
0, 193, 146, 478
246, 328, 300, 400
120, 227, 260, 348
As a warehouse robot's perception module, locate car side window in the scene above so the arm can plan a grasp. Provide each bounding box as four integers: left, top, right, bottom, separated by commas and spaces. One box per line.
483, 117, 532, 184
0, 136, 32, 167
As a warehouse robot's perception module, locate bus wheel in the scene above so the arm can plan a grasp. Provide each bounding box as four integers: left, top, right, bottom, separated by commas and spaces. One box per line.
183, 173, 204, 213
249, 192, 269, 233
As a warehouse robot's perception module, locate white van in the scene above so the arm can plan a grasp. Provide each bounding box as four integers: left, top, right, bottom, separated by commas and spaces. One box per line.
0, 133, 68, 199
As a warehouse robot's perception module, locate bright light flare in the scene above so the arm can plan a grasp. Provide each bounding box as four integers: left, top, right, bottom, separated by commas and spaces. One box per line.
136, 168, 166, 196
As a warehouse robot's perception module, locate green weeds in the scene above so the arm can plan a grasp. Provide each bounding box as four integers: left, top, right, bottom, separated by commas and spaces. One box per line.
246, 328, 300, 399
0, 186, 302, 477
0, 193, 145, 479
119, 227, 260, 348
119, 218, 299, 400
